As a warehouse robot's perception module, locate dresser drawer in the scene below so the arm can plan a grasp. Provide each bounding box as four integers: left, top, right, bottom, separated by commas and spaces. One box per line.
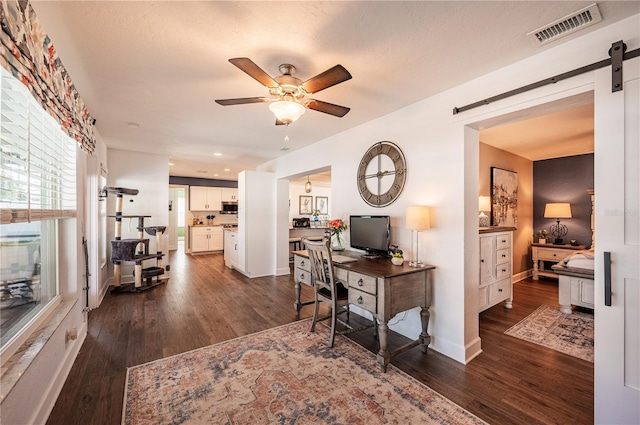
294, 255, 311, 272
349, 287, 377, 313
496, 233, 511, 249
537, 248, 569, 262
348, 271, 377, 295
496, 248, 511, 265
295, 269, 311, 286
496, 262, 511, 280
489, 278, 511, 304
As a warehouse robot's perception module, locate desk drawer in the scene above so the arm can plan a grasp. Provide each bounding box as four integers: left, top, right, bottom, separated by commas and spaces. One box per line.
294, 255, 311, 272
334, 267, 348, 283
348, 271, 377, 295
349, 287, 377, 313
296, 269, 311, 286
496, 248, 511, 265
537, 248, 569, 262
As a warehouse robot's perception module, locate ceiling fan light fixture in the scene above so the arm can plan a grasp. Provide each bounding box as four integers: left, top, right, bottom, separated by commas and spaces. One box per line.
269, 99, 306, 125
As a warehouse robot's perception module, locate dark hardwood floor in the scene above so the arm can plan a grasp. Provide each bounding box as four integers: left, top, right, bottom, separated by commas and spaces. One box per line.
46, 248, 593, 425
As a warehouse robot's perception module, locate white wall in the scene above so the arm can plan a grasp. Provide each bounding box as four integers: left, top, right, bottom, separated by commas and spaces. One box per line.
106, 149, 170, 282
260, 15, 640, 364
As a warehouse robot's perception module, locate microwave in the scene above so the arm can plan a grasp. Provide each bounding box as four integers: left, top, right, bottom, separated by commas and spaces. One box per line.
221, 201, 238, 214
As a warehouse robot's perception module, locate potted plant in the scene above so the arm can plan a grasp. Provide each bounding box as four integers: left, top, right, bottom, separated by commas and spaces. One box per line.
312, 209, 321, 221
389, 245, 404, 265
534, 229, 549, 244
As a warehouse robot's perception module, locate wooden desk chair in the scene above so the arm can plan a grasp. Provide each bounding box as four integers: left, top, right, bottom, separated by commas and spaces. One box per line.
303, 238, 351, 347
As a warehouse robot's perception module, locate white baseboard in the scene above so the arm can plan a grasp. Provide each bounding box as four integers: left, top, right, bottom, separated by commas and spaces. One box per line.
514, 269, 532, 282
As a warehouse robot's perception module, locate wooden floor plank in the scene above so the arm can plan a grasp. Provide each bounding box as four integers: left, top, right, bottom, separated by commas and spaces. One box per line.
45, 249, 593, 425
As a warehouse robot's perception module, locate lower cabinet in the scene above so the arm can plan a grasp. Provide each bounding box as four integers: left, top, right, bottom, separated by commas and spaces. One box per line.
191, 226, 223, 253
479, 229, 514, 312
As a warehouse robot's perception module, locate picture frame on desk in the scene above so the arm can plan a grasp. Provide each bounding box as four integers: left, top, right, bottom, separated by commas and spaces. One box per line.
315, 196, 328, 215
491, 167, 518, 228
299, 195, 313, 215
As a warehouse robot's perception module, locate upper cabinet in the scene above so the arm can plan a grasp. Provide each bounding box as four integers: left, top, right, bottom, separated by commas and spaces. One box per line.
190, 186, 222, 211
221, 188, 238, 202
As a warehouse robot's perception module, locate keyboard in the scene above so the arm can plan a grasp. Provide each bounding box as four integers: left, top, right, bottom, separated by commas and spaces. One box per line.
332, 254, 358, 264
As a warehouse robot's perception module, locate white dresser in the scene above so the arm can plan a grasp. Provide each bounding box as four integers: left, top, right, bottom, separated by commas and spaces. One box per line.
479, 228, 514, 312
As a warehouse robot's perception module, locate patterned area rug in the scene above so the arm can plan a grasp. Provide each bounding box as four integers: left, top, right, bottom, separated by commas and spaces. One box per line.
123, 320, 486, 424
504, 305, 594, 362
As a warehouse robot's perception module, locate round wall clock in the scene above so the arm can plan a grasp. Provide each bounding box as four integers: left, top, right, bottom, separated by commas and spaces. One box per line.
357, 141, 407, 207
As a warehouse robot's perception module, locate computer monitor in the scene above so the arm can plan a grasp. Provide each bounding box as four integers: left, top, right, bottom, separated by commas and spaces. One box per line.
349, 215, 391, 257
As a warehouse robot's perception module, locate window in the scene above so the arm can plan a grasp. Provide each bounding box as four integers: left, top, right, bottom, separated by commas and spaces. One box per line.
0, 67, 77, 351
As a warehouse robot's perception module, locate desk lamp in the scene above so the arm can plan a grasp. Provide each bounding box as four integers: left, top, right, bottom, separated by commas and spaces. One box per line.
406, 206, 431, 267
544, 203, 572, 244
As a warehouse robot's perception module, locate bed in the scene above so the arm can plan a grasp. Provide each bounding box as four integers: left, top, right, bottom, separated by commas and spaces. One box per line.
552, 250, 594, 314
550, 189, 595, 314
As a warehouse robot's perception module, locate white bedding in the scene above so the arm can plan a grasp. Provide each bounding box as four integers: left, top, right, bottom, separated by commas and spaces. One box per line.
559, 250, 595, 270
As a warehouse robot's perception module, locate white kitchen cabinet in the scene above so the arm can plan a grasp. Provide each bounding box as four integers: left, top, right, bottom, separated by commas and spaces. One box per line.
224, 229, 238, 268
191, 226, 223, 252
478, 229, 513, 312
221, 188, 238, 202
190, 186, 222, 211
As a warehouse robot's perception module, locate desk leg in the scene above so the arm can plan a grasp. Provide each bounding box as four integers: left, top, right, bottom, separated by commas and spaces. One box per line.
376, 320, 390, 372
420, 307, 431, 353
294, 280, 302, 314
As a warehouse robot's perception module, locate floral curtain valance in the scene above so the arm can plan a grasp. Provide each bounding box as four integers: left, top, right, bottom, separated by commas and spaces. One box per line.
0, 0, 96, 155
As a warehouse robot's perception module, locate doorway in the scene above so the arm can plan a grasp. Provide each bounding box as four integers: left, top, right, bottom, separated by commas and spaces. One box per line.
169, 186, 187, 251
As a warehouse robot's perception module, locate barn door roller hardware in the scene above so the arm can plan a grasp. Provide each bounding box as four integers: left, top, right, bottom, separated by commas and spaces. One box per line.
453, 40, 639, 115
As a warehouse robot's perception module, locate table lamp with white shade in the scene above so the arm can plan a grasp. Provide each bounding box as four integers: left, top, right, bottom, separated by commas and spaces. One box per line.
479, 196, 491, 227
544, 202, 572, 244
406, 206, 431, 267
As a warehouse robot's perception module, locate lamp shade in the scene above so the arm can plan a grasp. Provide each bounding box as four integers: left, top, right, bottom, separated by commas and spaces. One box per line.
544, 203, 572, 219
406, 206, 431, 230
479, 196, 491, 212
269, 100, 306, 124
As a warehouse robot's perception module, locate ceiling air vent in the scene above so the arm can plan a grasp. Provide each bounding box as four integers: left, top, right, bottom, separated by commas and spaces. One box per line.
528, 3, 602, 45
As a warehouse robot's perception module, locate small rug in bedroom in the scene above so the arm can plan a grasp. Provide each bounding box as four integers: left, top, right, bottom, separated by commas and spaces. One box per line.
504, 305, 594, 362
123, 319, 486, 425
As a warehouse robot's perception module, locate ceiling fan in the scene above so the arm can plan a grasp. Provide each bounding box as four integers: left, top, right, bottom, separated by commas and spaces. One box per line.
215, 57, 352, 125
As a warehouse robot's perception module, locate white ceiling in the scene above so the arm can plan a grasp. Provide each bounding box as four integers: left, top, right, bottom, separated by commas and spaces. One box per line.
30, 1, 637, 179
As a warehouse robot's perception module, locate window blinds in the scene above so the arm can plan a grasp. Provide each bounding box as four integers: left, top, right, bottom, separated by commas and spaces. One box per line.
1, 68, 77, 224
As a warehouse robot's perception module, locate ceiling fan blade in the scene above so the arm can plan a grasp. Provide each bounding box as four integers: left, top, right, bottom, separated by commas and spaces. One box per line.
302, 65, 352, 94
215, 97, 271, 106
306, 99, 350, 117
229, 58, 279, 88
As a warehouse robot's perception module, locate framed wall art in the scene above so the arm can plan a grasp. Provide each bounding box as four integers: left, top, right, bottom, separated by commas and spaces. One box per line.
299, 195, 313, 215
315, 196, 328, 215
491, 167, 518, 228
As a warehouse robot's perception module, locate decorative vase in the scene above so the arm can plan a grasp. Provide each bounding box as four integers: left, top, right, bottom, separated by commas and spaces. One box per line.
391, 257, 403, 266
331, 232, 345, 251
539, 238, 546, 244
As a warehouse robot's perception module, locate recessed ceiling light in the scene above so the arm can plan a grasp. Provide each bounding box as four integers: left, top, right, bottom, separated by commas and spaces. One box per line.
224, 168, 230, 172
213, 152, 222, 156
168, 162, 175, 166
213, 174, 219, 177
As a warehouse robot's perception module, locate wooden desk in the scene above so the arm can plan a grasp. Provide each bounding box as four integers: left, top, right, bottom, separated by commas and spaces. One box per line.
531, 243, 586, 280
293, 250, 435, 372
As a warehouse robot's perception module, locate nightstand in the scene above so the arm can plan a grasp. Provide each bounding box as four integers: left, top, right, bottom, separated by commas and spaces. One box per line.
531, 243, 586, 280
